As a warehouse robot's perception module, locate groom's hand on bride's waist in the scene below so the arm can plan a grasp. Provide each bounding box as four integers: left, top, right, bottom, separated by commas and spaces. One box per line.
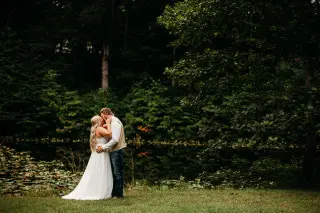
96, 146, 104, 153
96, 146, 110, 153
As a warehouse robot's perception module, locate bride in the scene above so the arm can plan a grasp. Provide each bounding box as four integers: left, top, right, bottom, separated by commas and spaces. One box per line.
62, 115, 113, 200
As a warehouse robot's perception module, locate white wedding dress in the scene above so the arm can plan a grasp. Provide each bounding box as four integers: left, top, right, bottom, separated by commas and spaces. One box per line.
62, 137, 113, 200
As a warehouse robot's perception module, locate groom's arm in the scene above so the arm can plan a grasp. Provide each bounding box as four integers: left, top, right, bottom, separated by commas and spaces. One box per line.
101, 121, 121, 151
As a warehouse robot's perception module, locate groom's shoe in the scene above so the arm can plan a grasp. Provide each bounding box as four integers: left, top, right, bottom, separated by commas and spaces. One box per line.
112, 196, 124, 199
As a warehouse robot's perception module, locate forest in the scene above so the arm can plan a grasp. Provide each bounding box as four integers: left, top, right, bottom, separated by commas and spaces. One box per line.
1, 0, 320, 197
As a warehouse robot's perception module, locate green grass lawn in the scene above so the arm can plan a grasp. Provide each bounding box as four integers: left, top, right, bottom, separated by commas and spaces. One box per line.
0, 187, 319, 213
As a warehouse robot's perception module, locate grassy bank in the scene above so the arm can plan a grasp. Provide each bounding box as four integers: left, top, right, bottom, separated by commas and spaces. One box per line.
0, 187, 319, 213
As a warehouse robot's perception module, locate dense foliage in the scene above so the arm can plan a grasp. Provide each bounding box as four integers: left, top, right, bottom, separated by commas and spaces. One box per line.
0, 0, 319, 188
158, 0, 320, 186
0, 0, 174, 136
0, 141, 305, 196
122, 80, 197, 140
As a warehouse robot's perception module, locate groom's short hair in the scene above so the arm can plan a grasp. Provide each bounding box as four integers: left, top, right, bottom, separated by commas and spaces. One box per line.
100, 108, 114, 115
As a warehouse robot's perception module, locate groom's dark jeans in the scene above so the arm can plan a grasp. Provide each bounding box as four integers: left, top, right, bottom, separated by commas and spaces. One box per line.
110, 149, 124, 197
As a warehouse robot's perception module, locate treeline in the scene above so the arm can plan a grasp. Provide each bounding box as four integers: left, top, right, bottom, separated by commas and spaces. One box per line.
1, 0, 320, 187
0, 0, 185, 138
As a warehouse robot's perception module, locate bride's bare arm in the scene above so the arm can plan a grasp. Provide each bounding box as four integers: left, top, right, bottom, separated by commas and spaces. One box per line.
97, 122, 112, 138
98, 128, 112, 138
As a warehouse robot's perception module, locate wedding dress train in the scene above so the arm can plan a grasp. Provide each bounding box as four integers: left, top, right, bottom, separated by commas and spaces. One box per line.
62, 137, 113, 200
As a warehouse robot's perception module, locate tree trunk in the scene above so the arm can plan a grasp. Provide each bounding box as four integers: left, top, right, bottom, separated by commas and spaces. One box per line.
101, 43, 109, 90
303, 62, 316, 187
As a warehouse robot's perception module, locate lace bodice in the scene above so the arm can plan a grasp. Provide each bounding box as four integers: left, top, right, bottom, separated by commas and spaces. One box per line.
96, 137, 108, 145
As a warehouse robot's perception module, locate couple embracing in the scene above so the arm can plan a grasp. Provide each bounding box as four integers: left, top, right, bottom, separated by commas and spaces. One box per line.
62, 108, 126, 200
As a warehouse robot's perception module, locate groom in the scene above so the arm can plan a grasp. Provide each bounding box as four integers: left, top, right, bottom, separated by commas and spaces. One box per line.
96, 108, 127, 198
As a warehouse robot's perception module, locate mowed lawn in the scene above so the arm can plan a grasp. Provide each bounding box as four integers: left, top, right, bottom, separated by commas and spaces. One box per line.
0, 187, 319, 213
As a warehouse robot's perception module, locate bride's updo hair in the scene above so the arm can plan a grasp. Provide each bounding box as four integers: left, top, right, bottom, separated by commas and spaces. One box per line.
90, 115, 101, 151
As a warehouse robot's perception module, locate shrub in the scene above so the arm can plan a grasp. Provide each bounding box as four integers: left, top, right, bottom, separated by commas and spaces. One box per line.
0, 146, 82, 196
198, 156, 302, 189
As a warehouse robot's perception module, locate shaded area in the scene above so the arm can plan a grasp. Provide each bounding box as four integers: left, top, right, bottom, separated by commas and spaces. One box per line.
1, 138, 319, 189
